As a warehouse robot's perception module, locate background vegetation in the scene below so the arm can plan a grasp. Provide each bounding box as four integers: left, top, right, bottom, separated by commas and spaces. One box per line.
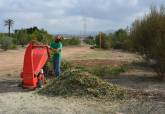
62, 37, 81, 46
0, 26, 81, 50
83, 36, 95, 45
0, 35, 14, 50
130, 6, 165, 79
0, 5, 164, 79
86, 29, 130, 50
83, 6, 165, 79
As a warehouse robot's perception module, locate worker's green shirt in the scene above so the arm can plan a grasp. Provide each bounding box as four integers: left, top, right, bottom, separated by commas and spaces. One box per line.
50, 42, 62, 58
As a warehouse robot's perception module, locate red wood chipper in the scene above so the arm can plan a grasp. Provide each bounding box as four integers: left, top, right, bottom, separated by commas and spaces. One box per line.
20, 42, 50, 89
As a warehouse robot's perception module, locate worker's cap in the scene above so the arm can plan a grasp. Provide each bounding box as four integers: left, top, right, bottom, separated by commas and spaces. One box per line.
56, 34, 62, 40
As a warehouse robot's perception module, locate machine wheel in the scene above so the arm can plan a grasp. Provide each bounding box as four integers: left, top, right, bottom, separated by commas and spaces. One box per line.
38, 80, 44, 88
43, 66, 48, 76
18, 81, 25, 89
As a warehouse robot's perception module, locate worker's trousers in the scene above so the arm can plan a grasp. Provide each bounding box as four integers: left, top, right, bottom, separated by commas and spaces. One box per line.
53, 56, 61, 77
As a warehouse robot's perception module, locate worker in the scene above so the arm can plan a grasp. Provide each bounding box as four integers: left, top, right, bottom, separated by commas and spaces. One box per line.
50, 35, 63, 77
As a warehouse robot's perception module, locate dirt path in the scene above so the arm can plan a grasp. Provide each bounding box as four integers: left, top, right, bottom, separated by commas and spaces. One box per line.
0, 47, 116, 114
0, 45, 140, 77
0, 46, 117, 114
0, 87, 116, 114
0, 46, 164, 114
0, 49, 24, 77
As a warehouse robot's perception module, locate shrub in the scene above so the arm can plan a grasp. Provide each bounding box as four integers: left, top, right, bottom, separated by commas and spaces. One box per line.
0, 36, 13, 51
15, 30, 28, 47
69, 37, 81, 45
103, 38, 111, 49
62, 37, 81, 46
95, 30, 131, 50
10, 44, 18, 49
130, 6, 165, 79
83, 36, 95, 45
15, 27, 53, 46
111, 29, 130, 50
95, 32, 111, 49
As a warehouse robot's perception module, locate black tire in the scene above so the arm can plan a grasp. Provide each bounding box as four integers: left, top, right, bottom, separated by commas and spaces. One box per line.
18, 81, 25, 89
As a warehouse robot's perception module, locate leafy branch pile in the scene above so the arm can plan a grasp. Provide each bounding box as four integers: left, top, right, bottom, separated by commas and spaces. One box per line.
39, 61, 126, 99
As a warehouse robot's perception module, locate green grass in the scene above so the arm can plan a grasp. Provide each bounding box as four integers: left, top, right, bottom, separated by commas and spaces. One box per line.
85, 64, 128, 78
109, 65, 128, 75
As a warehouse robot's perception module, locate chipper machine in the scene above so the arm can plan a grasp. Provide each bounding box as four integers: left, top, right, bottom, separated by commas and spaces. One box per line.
20, 42, 50, 89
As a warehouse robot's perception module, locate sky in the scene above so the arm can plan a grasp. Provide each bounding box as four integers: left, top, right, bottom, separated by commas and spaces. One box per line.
0, 0, 165, 34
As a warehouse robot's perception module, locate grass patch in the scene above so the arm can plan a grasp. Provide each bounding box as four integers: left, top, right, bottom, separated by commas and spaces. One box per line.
110, 65, 128, 75
86, 64, 128, 78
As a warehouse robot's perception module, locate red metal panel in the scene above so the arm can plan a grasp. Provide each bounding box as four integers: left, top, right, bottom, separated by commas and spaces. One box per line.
32, 47, 49, 75
21, 42, 50, 89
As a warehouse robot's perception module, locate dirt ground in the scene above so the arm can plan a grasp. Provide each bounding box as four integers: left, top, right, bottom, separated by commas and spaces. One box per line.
0, 46, 164, 114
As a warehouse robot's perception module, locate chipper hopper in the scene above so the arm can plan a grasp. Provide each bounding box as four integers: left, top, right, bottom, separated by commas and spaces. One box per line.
20, 42, 50, 89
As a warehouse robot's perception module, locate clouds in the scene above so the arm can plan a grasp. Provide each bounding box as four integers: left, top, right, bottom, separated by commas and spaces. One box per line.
0, 0, 165, 34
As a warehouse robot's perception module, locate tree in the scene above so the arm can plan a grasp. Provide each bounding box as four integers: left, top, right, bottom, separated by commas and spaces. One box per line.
15, 27, 53, 45
96, 32, 110, 49
4, 19, 14, 36
111, 29, 130, 50
16, 30, 28, 47
83, 36, 95, 45
130, 6, 165, 79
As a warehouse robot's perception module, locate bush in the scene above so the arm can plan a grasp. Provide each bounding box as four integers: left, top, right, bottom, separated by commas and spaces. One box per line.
111, 29, 130, 50
69, 37, 81, 45
130, 6, 165, 79
10, 44, 18, 49
103, 38, 111, 49
95, 32, 111, 49
95, 30, 131, 50
15, 27, 53, 46
61, 39, 70, 46
0, 36, 13, 51
15, 30, 28, 46
83, 36, 95, 45
62, 37, 81, 46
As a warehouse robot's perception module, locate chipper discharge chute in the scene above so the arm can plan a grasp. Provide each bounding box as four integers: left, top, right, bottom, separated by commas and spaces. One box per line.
20, 42, 50, 89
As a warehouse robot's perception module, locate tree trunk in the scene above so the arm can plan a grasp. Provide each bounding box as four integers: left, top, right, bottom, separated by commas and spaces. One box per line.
9, 25, 10, 36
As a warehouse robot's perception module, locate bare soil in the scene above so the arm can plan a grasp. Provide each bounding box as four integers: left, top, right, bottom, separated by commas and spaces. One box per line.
0, 46, 164, 114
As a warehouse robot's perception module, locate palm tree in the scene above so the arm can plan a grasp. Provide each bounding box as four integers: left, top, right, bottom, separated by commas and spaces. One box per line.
4, 19, 14, 36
